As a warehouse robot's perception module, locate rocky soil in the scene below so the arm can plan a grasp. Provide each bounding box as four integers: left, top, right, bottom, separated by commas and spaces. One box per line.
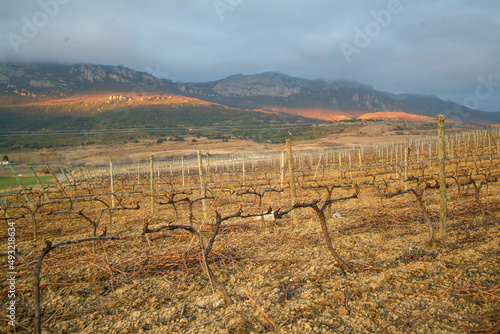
1, 182, 499, 334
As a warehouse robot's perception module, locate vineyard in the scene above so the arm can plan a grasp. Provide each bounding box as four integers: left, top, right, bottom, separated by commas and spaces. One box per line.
1, 128, 500, 333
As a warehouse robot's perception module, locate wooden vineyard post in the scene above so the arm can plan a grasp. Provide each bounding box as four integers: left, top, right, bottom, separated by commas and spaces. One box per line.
29, 167, 50, 201
488, 134, 493, 165
438, 115, 447, 240
416, 141, 420, 163
150, 156, 155, 215
314, 154, 322, 179
157, 162, 161, 184
137, 160, 140, 185
381, 145, 385, 165
46, 164, 67, 196
473, 134, 478, 169
497, 129, 500, 157
338, 153, 343, 195
286, 139, 299, 225
395, 145, 399, 179
197, 151, 208, 221
110, 159, 115, 208
450, 136, 454, 161
404, 146, 409, 190
181, 157, 185, 187
242, 155, 246, 186
428, 141, 432, 168
281, 150, 286, 188
389, 145, 393, 165
348, 151, 353, 181
9, 163, 34, 209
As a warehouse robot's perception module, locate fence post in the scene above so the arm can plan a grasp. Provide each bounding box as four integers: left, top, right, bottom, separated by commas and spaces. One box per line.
338, 153, 343, 195
198, 151, 208, 221
181, 157, 186, 187
242, 155, 246, 186
488, 133, 492, 164
110, 159, 115, 208
157, 161, 161, 184
358, 148, 362, 168
314, 154, 322, 179
395, 145, 399, 179
150, 156, 155, 215
438, 115, 447, 239
281, 150, 286, 188
137, 160, 140, 185
286, 139, 299, 225
348, 151, 353, 181
404, 146, 409, 190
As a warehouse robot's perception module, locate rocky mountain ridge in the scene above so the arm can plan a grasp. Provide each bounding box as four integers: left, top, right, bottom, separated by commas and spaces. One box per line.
0, 63, 174, 97
178, 72, 499, 123
1, 63, 498, 124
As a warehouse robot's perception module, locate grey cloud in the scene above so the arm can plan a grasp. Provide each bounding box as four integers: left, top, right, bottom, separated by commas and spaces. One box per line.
0, 0, 499, 111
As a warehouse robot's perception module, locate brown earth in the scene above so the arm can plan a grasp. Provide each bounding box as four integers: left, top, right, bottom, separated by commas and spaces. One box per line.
1, 174, 499, 333
0, 92, 223, 116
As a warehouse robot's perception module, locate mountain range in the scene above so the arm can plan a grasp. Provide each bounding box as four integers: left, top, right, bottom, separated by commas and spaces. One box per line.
1, 62, 499, 125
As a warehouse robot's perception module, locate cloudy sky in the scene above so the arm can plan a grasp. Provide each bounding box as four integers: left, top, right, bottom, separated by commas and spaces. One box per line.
1, 0, 499, 111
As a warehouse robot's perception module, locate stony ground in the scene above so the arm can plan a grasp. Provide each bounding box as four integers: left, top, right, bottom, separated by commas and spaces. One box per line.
2, 181, 499, 334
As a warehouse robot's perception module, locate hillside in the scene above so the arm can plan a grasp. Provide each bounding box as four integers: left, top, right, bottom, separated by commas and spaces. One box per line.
0, 63, 175, 95
178, 72, 500, 124
0, 64, 326, 150
0, 63, 498, 153
2, 63, 499, 124
0, 95, 317, 151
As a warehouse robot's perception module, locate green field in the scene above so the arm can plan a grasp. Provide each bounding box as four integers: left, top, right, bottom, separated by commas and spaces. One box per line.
0, 176, 54, 190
